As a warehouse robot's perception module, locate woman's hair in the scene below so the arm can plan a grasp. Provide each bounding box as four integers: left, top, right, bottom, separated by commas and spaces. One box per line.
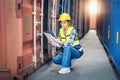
66, 20, 72, 26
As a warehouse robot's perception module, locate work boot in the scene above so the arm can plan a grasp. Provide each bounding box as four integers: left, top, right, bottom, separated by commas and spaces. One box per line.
58, 67, 71, 74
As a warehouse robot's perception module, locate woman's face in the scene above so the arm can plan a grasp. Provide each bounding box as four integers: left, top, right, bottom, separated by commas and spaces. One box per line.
60, 20, 69, 29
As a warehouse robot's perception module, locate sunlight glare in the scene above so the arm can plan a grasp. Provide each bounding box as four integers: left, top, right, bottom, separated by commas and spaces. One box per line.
89, 0, 98, 14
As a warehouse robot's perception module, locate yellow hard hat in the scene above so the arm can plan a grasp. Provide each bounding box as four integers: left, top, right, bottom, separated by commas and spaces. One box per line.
58, 13, 71, 21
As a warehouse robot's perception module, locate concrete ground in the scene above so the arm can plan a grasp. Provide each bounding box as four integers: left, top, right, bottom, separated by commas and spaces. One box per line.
27, 30, 119, 80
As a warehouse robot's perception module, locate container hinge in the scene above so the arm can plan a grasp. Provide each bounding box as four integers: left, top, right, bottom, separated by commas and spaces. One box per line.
19, 63, 22, 69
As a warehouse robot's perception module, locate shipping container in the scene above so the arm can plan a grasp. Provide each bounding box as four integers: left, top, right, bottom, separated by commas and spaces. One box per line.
66, 0, 89, 38
78, 0, 85, 39
109, 0, 120, 73
0, 0, 44, 79
96, 0, 105, 42
97, 0, 120, 73
83, 0, 89, 36
0, 0, 10, 80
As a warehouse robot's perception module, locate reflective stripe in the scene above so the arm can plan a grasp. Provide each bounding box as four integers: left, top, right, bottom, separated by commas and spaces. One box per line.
72, 43, 80, 46
78, 47, 83, 52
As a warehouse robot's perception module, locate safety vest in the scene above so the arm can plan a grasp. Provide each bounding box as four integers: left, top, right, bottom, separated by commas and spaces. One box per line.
59, 26, 79, 45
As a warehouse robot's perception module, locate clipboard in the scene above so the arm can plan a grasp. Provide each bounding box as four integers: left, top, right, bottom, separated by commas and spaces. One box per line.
43, 32, 61, 47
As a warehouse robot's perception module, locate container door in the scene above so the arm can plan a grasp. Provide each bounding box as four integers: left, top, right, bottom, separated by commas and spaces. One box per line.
17, 0, 41, 75
19, 0, 34, 74
110, 0, 120, 72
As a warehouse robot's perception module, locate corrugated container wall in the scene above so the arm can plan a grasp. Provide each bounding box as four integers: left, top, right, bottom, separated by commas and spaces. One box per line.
96, 0, 105, 42
109, 0, 120, 73
83, 0, 89, 35
104, 0, 111, 51
0, 0, 89, 80
0, 0, 43, 79
0, 0, 10, 80
0, 0, 23, 79
67, 0, 88, 42
72, 0, 85, 39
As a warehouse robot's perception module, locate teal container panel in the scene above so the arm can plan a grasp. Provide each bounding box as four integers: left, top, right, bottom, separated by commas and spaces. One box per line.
110, 0, 120, 72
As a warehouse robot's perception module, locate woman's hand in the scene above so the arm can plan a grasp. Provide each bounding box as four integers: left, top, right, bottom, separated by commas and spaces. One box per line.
48, 39, 51, 43
53, 38, 64, 44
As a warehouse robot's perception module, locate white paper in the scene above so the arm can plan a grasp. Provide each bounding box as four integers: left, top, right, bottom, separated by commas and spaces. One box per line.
43, 32, 61, 47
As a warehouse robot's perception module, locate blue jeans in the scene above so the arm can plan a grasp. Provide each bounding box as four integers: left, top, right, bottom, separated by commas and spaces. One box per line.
52, 45, 83, 67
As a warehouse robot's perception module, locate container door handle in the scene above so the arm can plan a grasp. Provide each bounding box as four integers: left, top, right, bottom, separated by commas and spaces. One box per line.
116, 32, 119, 44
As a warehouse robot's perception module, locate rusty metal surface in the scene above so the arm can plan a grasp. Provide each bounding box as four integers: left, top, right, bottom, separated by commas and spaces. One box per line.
0, 0, 6, 69
0, 71, 10, 80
